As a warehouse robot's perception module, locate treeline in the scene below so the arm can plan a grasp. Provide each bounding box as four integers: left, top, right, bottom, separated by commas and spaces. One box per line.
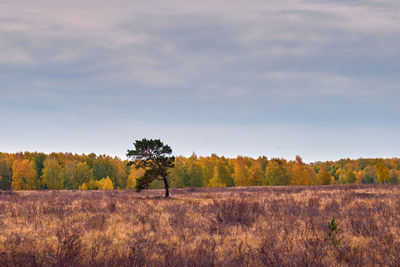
0, 152, 398, 190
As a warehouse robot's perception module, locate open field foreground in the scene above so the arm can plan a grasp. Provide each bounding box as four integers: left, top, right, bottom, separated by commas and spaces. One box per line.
1, 185, 400, 266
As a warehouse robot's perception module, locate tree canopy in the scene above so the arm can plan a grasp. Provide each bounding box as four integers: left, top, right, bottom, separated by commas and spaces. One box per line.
127, 139, 175, 197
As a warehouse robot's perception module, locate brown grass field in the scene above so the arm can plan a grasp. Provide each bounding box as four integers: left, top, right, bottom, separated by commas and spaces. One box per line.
1, 185, 399, 266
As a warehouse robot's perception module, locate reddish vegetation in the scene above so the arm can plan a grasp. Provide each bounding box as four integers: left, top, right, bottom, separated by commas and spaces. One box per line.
0, 185, 399, 266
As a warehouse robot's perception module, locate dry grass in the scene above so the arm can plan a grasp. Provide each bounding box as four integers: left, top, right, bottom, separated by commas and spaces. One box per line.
1, 185, 400, 266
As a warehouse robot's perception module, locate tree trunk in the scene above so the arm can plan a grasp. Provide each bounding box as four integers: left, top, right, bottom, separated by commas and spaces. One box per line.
163, 174, 169, 198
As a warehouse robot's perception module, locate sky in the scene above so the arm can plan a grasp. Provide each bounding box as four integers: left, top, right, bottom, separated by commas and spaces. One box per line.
1, 0, 399, 162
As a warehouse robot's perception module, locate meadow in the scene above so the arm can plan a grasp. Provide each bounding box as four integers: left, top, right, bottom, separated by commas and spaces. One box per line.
0, 185, 399, 266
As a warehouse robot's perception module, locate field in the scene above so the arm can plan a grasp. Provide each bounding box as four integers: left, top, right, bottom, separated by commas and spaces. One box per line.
0, 185, 399, 266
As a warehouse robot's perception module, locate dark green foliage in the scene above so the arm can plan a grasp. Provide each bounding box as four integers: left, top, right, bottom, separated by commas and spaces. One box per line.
135, 168, 159, 192
328, 218, 343, 247
127, 138, 175, 197
0, 160, 11, 190
24, 152, 46, 177
92, 156, 115, 181
362, 167, 376, 184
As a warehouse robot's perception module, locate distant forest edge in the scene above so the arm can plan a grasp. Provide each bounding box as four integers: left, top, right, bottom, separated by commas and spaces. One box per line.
0, 152, 398, 190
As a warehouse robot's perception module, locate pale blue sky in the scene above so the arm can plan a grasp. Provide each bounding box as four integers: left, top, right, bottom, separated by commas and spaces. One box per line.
1, 0, 399, 162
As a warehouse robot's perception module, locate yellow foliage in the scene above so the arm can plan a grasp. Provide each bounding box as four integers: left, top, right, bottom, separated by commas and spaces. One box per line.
126, 175, 136, 190
41, 158, 63, 190
95, 180, 104, 189
291, 156, 315, 185
317, 165, 331, 185
232, 156, 250, 186
87, 179, 97, 189
376, 159, 391, 184
86, 177, 114, 190
208, 178, 225, 187
102, 176, 113, 190
126, 167, 145, 189
80, 183, 88, 190
12, 159, 37, 190
208, 163, 233, 187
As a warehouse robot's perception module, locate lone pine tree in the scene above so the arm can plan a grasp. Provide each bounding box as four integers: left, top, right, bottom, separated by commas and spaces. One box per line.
127, 138, 175, 198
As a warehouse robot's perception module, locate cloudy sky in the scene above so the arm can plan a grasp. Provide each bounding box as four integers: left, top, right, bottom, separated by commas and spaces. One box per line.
1, 0, 399, 162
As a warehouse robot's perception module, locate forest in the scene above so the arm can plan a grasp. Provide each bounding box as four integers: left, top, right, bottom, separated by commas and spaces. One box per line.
0, 152, 398, 191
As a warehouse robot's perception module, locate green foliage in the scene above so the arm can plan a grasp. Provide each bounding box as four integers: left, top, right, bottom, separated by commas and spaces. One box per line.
185, 159, 203, 187
209, 161, 234, 187
92, 156, 116, 181
265, 160, 290, 185
168, 157, 187, 188
41, 158, 63, 190
0, 159, 11, 190
389, 170, 398, 184
362, 166, 376, 184
74, 162, 94, 189
345, 170, 356, 184
126, 138, 175, 197
328, 218, 343, 247
248, 161, 265, 185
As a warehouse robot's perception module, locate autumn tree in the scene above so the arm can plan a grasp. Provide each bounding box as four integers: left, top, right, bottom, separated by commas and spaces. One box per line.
75, 162, 94, 189
0, 159, 12, 190
362, 166, 377, 183
127, 138, 175, 198
185, 155, 203, 187
376, 159, 390, 184
92, 155, 116, 181
389, 169, 398, 184
232, 156, 250, 186
248, 160, 265, 185
102, 176, 114, 190
12, 159, 37, 190
265, 159, 290, 185
41, 157, 63, 189
291, 156, 315, 185
345, 170, 356, 184
113, 159, 128, 189
23, 152, 46, 188
62, 159, 77, 189
1, 151, 399, 190
80, 183, 88, 190
126, 166, 145, 190
200, 154, 219, 186
168, 157, 187, 188
317, 165, 331, 185
94, 176, 114, 190
209, 160, 234, 187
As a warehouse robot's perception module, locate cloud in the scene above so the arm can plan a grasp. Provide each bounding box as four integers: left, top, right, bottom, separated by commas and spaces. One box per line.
0, 0, 399, 159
